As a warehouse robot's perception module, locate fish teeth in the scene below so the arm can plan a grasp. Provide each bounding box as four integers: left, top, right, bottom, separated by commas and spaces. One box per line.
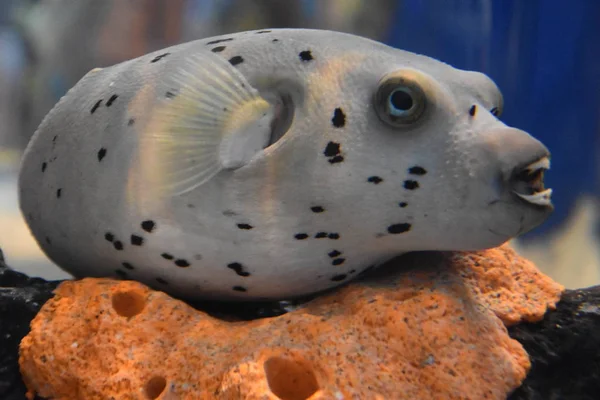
513, 188, 553, 206
525, 157, 550, 174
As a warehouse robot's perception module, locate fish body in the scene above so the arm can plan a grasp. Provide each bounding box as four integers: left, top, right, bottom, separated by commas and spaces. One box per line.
18, 29, 552, 301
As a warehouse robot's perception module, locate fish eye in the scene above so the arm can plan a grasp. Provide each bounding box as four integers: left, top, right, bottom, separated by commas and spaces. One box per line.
374, 74, 427, 127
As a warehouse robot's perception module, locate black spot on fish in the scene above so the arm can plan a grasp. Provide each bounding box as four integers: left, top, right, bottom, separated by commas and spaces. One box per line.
161, 253, 174, 260
272, 38, 279, 42
141, 220, 156, 233
331, 274, 347, 282
206, 38, 233, 45
122, 262, 135, 270
156, 277, 168, 285
295, 233, 309, 240
409, 166, 427, 175
90, 100, 102, 114
332, 108, 346, 128
187, 204, 196, 209
323, 142, 340, 157
106, 94, 118, 107
232, 286, 247, 292
315, 232, 327, 239
299, 50, 313, 62
41, 162, 47, 172
115, 269, 128, 279
56, 188, 62, 198
404, 180, 419, 190
237, 223, 253, 230
165, 91, 176, 99
105, 232, 114, 242
387, 223, 411, 234
332, 258, 345, 266
256, 30, 272, 34
469, 105, 477, 117
328, 155, 344, 164
128, 118, 135, 126
368, 176, 383, 184
328, 250, 341, 258
229, 56, 244, 66
52, 135, 58, 143
399, 202, 408, 208
97, 148, 107, 162
311, 206, 325, 213
211, 46, 226, 53
174, 259, 190, 267
490, 107, 500, 116
130, 235, 144, 246
227, 262, 250, 277
113, 240, 124, 250
328, 233, 340, 240
150, 53, 170, 63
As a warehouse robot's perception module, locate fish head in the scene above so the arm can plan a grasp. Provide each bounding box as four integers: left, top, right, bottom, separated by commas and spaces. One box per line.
248, 44, 552, 252
144, 30, 552, 253
396, 66, 554, 250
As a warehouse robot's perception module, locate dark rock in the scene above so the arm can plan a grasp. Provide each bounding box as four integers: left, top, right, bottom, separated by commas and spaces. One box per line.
508, 286, 600, 400
1, 247, 599, 399
0, 253, 60, 400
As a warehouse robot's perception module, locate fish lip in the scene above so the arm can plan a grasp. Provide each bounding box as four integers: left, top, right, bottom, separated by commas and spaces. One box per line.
510, 155, 553, 208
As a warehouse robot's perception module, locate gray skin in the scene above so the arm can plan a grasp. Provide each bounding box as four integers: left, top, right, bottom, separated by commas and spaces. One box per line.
18, 29, 552, 301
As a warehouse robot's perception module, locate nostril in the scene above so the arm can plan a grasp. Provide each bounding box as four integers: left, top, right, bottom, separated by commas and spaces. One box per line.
478, 127, 550, 183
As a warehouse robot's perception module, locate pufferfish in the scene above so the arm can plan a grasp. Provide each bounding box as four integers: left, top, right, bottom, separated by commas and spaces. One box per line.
18, 29, 553, 301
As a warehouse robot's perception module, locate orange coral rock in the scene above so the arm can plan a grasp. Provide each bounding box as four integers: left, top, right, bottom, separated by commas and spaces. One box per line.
19, 244, 563, 400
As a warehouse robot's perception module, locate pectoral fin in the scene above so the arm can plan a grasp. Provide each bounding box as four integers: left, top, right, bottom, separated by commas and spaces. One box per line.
140, 52, 274, 197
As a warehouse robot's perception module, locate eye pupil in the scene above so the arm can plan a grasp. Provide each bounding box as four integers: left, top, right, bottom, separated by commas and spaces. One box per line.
374, 73, 427, 127
390, 89, 413, 111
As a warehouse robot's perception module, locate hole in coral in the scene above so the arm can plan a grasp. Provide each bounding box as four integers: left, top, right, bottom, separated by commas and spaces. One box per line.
264, 356, 319, 400
111, 290, 146, 318
144, 376, 167, 399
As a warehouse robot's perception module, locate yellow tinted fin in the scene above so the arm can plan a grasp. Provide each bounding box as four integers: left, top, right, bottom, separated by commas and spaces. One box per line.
141, 52, 273, 197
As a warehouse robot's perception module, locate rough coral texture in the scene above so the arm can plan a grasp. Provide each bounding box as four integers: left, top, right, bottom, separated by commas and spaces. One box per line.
19, 245, 563, 400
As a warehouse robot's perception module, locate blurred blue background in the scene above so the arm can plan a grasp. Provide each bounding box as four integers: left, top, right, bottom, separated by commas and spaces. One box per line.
0, 0, 598, 287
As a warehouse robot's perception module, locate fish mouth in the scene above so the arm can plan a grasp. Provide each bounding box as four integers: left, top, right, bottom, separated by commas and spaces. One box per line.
510, 156, 553, 207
